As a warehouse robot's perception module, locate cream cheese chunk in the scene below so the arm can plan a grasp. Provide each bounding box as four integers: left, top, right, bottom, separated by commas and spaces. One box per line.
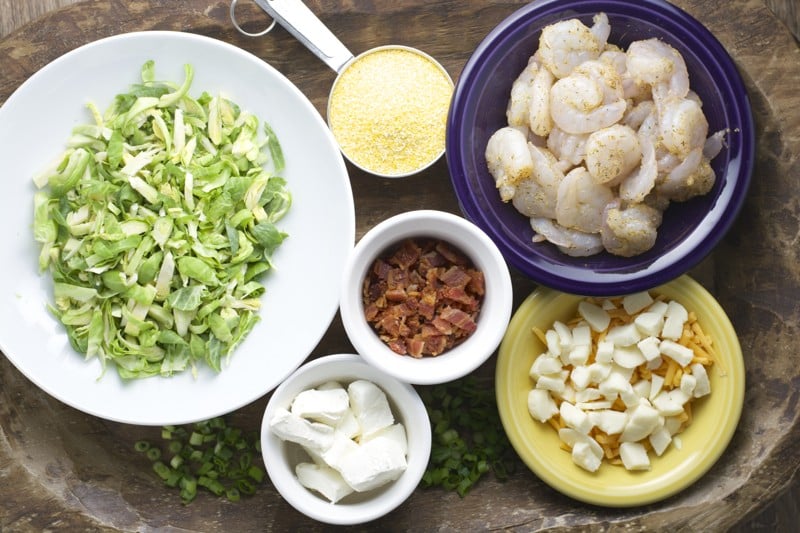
296, 462, 354, 503
270, 379, 408, 503
348, 380, 395, 439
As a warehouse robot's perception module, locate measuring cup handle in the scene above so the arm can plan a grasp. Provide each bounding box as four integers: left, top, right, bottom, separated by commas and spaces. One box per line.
252, 0, 354, 73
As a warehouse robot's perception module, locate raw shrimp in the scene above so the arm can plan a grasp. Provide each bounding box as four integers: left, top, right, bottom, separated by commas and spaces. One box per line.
485, 127, 533, 201
550, 60, 626, 134
658, 96, 708, 158
656, 148, 715, 201
538, 13, 609, 79
549, 75, 626, 134
626, 38, 689, 100
506, 56, 539, 128
585, 124, 641, 185
601, 202, 663, 257
511, 145, 564, 219
703, 129, 729, 160
574, 60, 624, 104
547, 125, 588, 167
621, 100, 655, 130
601, 50, 649, 102
530, 217, 605, 257
619, 111, 658, 203
529, 65, 555, 136
556, 166, 615, 233
487, 12, 724, 258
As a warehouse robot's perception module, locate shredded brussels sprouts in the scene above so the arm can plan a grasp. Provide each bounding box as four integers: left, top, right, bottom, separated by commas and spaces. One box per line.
32, 61, 291, 379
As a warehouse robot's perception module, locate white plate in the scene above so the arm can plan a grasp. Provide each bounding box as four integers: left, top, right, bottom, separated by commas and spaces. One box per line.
0, 31, 354, 425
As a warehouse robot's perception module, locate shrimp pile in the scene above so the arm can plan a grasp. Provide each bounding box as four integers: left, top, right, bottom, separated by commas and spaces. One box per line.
485, 13, 726, 257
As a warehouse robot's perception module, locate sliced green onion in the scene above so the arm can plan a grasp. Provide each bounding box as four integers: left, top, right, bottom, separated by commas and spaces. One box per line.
418, 376, 518, 497
134, 416, 265, 504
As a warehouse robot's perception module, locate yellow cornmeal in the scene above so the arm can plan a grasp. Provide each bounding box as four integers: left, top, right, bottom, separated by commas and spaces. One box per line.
328, 47, 453, 176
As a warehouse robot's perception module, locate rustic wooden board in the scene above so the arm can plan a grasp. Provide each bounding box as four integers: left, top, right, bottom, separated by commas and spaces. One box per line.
1, 0, 798, 531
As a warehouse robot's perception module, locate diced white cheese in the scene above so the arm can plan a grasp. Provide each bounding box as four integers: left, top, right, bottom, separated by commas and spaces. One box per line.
348, 380, 395, 438
529, 353, 564, 379
691, 363, 711, 397
664, 415, 683, 435
637, 336, 662, 362
648, 300, 669, 317
576, 400, 614, 410
588, 409, 628, 435
290, 387, 350, 425
337, 437, 407, 492
557, 428, 604, 458
545, 329, 562, 356
659, 339, 694, 367
634, 311, 664, 337
665, 299, 688, 320
575, 387, 602, 403
527, 389, 559, 423
652, 391, 685, 416
612, 364, 635, 382
649, 374, 665, 401
536, 373, 567, 394
613, 345, 646, 369
668, 388, 691, 406
362, 423, 408, 456
555, 382, 577, 403
595, 339, 615, 363
599, 369, 634, 397
673, 436, 683, 449
622, 291, 654, 315
560, 401, 593, 434
570, 365, 592, 390
578, 300, 611, 332
568, 344, 591, 366
587, 362, 612, 383
606, 323, 642, 347
571, 324, 592, 346
295, 462, 354, 503
646, 355, 663, 370
553, 321, 573, 350
571, 440, 602, 472
620, 402, 660, 442
661, 300, 688, 340
270, 407, 335, 452
648, 425, 672, 456
619, 387, 641, 409
680, 373, 697, 397
632, 378, 650, 400
619, 441, 651, 470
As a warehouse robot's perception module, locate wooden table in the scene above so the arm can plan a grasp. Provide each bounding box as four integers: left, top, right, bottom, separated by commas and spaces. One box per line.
1, 1, 798, 531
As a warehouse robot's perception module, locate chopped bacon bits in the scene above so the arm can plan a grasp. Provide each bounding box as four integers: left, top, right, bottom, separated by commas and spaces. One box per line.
362, 238, 485, 357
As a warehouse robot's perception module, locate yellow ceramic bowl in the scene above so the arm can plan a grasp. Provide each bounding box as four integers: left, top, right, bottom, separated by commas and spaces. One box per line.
496, 275, 745, 507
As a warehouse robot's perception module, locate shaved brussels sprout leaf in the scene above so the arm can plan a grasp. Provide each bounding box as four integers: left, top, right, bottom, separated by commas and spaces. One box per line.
32, 61, 291, 380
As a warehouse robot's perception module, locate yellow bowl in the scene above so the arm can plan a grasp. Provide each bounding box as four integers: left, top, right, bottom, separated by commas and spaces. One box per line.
496, 275, 745, 507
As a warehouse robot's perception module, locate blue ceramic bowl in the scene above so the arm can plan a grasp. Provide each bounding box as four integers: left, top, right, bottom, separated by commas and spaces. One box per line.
446, 0, 754, 296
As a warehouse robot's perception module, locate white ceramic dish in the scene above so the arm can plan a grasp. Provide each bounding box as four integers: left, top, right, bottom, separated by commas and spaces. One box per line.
0, 31, 355, 425
261, 353, 431, 525
340, 210, 513, 384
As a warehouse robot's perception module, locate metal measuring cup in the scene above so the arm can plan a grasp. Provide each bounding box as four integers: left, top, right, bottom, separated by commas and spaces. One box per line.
230, 0, 454, 178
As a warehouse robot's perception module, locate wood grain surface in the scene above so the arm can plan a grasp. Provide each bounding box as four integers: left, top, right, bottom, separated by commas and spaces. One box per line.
0, 1, 798, 532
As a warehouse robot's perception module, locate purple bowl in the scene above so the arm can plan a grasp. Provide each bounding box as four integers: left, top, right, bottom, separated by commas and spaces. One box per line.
446, 0, 754, 296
